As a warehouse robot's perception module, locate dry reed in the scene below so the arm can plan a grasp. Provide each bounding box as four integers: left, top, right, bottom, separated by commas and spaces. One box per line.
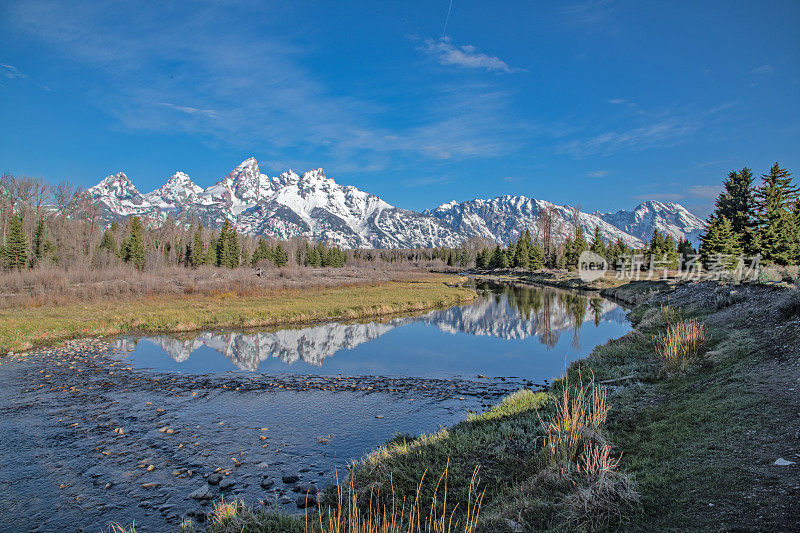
653, 319, 709, 373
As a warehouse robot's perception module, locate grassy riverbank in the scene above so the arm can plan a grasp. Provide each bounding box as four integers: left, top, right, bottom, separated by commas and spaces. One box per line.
182, 280, 799, 532
0, 275, 475, 355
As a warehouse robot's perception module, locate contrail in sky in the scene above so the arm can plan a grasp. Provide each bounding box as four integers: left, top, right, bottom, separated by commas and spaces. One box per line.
441, 0, 455, 39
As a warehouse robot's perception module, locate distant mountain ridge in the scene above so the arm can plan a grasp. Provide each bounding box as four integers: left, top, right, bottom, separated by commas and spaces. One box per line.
87, 157, 705, 249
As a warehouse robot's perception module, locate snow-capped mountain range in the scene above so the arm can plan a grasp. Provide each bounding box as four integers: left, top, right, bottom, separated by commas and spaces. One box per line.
87, 157, 705, 248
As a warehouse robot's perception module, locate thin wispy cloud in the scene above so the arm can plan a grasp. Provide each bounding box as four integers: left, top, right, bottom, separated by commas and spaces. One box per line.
607, 98, 627, 104
687, 184, 720, 199
557, 0, 616, 28
159, 103, 218, 119
749, 64, 774, 75
419, 37, 518, 73
403, 175, 456, 187
1, 63, 26, 79
558, 118, 697, 157
6, 1, 529, 173
587, 170, 609, 178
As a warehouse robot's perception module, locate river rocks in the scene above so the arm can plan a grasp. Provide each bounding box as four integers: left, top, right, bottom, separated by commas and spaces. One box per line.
260, 477, 274, 489
190, 485, 213, 500
207, 473, 222, 485
295, 482, 317, 495
296, 493, 317, 508
218, 477, 235, 490
282, 474, 299, 484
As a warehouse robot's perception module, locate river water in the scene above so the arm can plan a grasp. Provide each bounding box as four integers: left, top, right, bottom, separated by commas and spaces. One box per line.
0, 281, 629, 531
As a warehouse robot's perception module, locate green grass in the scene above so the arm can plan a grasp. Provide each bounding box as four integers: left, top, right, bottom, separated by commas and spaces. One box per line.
0, 276, 475, 354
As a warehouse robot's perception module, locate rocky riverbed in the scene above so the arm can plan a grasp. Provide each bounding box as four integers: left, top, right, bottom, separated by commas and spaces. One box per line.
0, 339, 532, 532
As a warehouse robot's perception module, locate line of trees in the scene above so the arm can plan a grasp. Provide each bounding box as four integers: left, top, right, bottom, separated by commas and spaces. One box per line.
700, 162, 799, 266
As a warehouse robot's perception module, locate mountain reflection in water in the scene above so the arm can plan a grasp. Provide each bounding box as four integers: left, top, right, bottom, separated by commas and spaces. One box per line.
115, 282, 629, 376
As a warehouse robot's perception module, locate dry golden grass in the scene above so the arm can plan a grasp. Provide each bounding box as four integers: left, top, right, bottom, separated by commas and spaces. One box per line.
0, 275, 475, 354
540, 371, 611, 469
653, 319, 710, 374
0, 264, 442, 308
313, 463, 483, 533
174, 466, 484, 533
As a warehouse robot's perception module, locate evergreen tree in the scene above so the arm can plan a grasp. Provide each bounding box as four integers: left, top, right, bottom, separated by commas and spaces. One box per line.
216, 219, 240, 268
589, 225, 606, 256
514, 233, 530, 268
4, 214, 29, 269
754, 163, 799, 265
714, 167, 757, 254
793, 199, 800, 264
305, 243, 322, 267
33, 218, 47, 261
204, 237, 218, 266
699, 215, 740, 269
122, 216, 146, 271
251, 239, 270, 266
489, 245, 507, 269
677, 238, 696, 269
475, 248, 489, 269
273, 243, 289, 267
98, 229, 118, 256
529, 242, 545, 270
190, 223, 205, 267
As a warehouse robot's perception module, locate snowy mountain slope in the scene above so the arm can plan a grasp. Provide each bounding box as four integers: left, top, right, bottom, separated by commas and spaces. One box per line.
595, 201, 706, 247
427, 195, 646, 248
86, 158, 705, 249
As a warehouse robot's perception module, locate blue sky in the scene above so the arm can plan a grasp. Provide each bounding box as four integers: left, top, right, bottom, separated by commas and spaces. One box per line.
1, 0, 798, 216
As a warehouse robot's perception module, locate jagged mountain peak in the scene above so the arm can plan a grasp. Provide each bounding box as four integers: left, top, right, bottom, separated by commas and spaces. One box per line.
89, 172, 140, 199
145, 171, 203, 209
85, 158, 705, 249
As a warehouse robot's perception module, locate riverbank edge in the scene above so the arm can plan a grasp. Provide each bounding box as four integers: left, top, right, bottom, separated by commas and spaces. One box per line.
181, 276, 799, 532
0, 275, 476, 356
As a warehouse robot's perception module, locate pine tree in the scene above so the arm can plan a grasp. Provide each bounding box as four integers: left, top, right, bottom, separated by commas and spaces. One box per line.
33, 218, 46, 261
677, 238, 696, 270
122, 216, 146, 271
4, 214, 29, 269
514, 234, 530, 268
529, 242, 545, 270
715, 168, 757, 254
273, 243, 288, 267
251, 239, 270, 266
98, 229, 118, 256
204, 237, 218, 266
590, 225, 606, 256
700, 215, 740, 269
190, 223, 205, 267
793, 199, 800, 264
754, 163, 799, 265
216, 219, 240, 268
475, 248, 489, 269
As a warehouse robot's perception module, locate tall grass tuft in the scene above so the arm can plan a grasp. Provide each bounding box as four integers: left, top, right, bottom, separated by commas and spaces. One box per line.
315, 462, 483, 533
540, 371, 610, 469
653, 319, 709, 373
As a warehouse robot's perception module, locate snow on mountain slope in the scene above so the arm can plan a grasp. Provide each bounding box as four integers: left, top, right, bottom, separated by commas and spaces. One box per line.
87, 172, 152, 219
595, 201, 706, 247
427, 195, 645, 248
86, 158, 704, 249
144, 172, 203, 210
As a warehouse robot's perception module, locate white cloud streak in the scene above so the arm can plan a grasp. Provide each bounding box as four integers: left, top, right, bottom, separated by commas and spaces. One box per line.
0, 63, 26, 79
4, 1, 530, 172
419, 37, 518, 73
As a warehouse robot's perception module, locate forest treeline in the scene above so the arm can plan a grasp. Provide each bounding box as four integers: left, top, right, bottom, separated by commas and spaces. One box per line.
1, 162, 797, 273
